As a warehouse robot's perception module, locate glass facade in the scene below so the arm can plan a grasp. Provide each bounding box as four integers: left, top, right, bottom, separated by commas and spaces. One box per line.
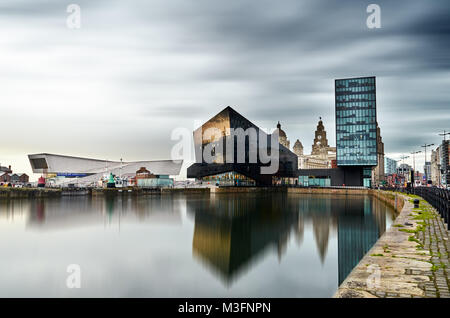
298, 176, 331, 187
137, 178, 174, 188
363, 167, 372, 188
202, 171, 256, 187
384, 157, 398, 175
335, 77, 378, 166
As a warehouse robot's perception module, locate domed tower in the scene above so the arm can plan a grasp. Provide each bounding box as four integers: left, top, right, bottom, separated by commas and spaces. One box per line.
311, 117, 329, 156
277, 121, 290, 149
293, 139, 304, 156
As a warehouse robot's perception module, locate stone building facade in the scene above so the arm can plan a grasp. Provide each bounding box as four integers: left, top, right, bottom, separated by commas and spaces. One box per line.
311, 118, 330, 156
277, 122, 290, 149
371, 123, 385, 187
430, 148, 441, 186
282, 118, 337, 170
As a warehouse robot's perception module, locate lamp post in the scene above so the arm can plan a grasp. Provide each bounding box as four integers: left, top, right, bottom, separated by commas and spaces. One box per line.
421, 143, 435, 183
400, 155, 409, 166
439, 130, 450, 142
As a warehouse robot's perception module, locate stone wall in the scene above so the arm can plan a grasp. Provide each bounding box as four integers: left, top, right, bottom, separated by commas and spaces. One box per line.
334, 193, 450, 298
0, 188, 61, 198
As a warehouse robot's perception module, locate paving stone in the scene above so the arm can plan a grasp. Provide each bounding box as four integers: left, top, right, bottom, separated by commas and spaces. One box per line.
335, 193, 450, 299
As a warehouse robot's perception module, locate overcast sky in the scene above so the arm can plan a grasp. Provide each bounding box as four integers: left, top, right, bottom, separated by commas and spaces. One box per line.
1, 0, 449, 179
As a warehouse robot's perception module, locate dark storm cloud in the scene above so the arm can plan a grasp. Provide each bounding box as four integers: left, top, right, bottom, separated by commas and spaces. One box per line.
1, 0, 449, 177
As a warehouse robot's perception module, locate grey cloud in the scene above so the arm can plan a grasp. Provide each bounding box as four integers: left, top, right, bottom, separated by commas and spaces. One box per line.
0, 0, 449, 178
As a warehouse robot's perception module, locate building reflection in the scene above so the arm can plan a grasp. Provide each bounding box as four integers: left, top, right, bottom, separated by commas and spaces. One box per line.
188, 193, 388, 286
336, 195, 387, 285
23, 196, 182, 230
188, 194, 299, 285
0, 199, 32, 221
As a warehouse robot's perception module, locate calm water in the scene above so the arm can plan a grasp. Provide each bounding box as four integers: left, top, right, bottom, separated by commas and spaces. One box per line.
0, 193, 395, 297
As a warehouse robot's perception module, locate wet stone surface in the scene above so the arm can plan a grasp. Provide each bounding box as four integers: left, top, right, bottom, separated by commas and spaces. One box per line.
335, 192, 449, 298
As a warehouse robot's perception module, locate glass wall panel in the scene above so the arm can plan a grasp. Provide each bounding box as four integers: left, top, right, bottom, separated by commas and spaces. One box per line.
335, 77, 378, 166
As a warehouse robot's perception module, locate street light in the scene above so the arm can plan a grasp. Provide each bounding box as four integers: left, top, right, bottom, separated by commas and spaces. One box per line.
399, 155, 409, 165
421, 143, 435, 183
439, 130, 450, 141
410, 151, 421, 172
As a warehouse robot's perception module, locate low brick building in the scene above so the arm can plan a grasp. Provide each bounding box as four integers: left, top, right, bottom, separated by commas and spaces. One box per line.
0, 172, 11, 183
0, 169, 29, 185
18, 173, 29, 184
135, 167, 156, 180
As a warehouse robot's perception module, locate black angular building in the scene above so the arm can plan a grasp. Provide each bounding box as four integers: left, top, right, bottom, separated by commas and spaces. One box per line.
187, 106, 298, 186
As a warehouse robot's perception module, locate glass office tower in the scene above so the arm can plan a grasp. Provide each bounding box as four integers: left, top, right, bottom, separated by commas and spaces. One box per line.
335, 76, 378, 167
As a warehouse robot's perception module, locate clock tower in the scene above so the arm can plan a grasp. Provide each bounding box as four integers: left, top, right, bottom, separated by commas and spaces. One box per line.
311, 117, 329, 155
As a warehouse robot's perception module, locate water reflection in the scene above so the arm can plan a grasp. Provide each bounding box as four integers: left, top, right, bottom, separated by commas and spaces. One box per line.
24, 196, 183, 230
189, 194, 299, 285
187, 194, 390, 286
336, 195, 389, 284
0, 193, 394, 297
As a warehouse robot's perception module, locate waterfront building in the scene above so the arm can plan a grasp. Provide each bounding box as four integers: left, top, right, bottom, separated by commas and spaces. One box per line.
18, 173, 29, 184
440, 140, 450, 187
294, 118, 336, 170
277, 122, 290, 149
335, 76, 378, 167
371, 123, 385, 187
384, 157, 397, 176
335, 76, 378, 187
430, 148, 441, 186
28, 153, 182, 187
0, 172, 11, 183
135, 166, 174, 188
309, 118, 337, 168
311, 117, 330, 156
293, 139, 303, 157
302, 157, 329, 169
397, 163, 413, 183
297, 76, 380, 187
423, 162, 431, 183
0, 165, 29, 186
136, 167, 156, 180
386, 173, 401, 187
187, 106, 298, 186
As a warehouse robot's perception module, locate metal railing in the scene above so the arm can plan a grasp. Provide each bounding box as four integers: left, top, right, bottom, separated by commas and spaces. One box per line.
381, 186, 450, 230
